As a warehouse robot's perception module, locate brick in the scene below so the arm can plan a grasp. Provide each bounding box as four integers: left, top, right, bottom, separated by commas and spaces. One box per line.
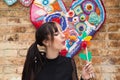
108, 33, 120, 40
104, 0, 120, 8
0, 1, 9, 9
108, 40, 120, 48
7, 17, 20, 25
101, 65, 117, 72
106, 16, 120, 23
25, 26, 36, 33
16, 66, 23, 74
0, 34, 3, 41
91, 40, 107, 49
116, 73, 120, 80
102, 57, 112, 65
3, 66, 17, 74
5, 34, 19, 41
101, 49, 109, 56
93, 32, 107, 40
101, 73, 116, 80
0, 66, 3, 73
10, 26, 26, 33
94, 73, 102, 80
0, 10, 9, 17
92, 56, 102, 65
5, 57, 25, 66
108, 49, 120, 56
7, 17, 32, 25
0, 42, 31, 49
94, 66, 101, 73
107, 8, 120, 16
4, 50, 17, 57
0, 26, 10, 35
3, 74, 21, 80
19, 17, 32, 25
7, 10, 27, 17
9, 25, 35, 33
108, 23, 120, 32
0, 57, 5, 65
18, 49, 27, 57
0, 50, 4, 57
18, 33, 35, 41
98, 24, 107, 32
102, 56, 120, 65
89, 48, 101, 56
3, 52, 18, 59
116, 66, 120, 73
0, 74, 3, 80
0, 17, 8, 24
10, 76, 21, 80
109, 57, 120, 65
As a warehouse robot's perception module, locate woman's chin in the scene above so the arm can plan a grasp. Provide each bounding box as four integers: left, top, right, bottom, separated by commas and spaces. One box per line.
61, 46, 66, 50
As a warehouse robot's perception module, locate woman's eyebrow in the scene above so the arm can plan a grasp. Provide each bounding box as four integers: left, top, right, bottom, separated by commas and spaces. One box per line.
58, 27, 62, 32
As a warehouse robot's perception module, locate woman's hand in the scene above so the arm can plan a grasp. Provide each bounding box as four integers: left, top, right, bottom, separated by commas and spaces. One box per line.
81, 62, 95, 80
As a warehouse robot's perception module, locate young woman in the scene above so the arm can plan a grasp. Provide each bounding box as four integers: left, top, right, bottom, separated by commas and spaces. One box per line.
22, 22, 94, 80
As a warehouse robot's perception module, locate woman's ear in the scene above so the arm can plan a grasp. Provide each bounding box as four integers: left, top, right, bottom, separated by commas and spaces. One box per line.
42, 39, 49, 46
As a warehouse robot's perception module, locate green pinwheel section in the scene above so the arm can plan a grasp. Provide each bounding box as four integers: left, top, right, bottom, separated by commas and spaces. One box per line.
79, 51, 92, 61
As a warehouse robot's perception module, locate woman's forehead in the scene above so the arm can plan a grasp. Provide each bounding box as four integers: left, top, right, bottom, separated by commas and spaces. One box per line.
55, 23, 62, 31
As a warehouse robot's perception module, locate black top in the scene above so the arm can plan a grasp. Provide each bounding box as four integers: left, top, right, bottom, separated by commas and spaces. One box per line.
35, 55, 83, 80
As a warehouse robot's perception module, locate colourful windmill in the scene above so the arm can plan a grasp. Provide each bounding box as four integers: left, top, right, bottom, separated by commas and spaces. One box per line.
79, 31, 92, 62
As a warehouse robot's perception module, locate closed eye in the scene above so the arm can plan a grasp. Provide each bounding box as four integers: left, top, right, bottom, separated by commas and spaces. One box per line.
54, 32, 59, 36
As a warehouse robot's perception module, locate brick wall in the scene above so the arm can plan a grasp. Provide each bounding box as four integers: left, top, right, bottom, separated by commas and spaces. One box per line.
0, 0, 120, 80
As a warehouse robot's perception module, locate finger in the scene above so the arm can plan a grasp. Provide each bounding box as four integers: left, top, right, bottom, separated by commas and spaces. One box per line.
87, 65, 93, 71
86, 61, 92, 64
90, 73, 93, 78
91, 73, 95, 78
90, 73, 95, 78
88, 67, 94, 73
85, 63, 92, 71
85, 65, 94, 74
84, 62, 92, 69
89, 69, 94, 74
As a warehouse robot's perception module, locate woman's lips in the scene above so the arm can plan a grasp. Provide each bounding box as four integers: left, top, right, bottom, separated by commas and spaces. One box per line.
62, 41, 65, 45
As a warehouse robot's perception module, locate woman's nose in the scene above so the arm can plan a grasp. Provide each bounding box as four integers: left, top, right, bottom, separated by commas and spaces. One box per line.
61, 32, 65, 38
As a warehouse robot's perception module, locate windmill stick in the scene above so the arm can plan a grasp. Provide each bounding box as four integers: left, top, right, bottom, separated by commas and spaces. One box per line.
85, 47, 89, 62
85, 47, 95, 78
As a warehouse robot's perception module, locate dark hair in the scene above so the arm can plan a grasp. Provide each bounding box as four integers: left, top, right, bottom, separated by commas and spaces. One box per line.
22, 22, 58, 80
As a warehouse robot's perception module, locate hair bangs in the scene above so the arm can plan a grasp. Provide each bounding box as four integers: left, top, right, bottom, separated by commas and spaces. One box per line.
46, 22, 58, 41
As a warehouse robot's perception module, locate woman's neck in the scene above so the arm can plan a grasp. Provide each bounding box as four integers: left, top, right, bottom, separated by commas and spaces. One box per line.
46, 48, 59, 59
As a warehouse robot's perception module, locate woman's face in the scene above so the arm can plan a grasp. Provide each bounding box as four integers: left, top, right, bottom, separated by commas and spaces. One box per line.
49, 23, 66, 51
